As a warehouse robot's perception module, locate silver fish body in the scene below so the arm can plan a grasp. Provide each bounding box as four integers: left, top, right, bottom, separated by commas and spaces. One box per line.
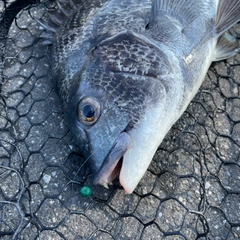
48, 0, 240, 193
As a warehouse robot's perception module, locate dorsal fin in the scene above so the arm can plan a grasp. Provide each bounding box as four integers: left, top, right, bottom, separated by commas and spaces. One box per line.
36, 0, 81, 45
150, 0, 202, 30
215, 0, 240, 36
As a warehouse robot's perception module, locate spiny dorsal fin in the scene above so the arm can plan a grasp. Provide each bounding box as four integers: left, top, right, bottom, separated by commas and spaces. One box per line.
215, 0, 240, 36
36, 0, 81, 45
35, 18, 57, 33
48, 9, 62, 26
151, 0, 202, 30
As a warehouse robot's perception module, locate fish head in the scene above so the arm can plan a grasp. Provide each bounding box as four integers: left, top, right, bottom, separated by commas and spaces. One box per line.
63, 32, 174, 194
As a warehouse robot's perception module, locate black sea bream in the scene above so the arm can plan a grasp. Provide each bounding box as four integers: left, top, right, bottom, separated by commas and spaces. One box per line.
40, 0, 240, 194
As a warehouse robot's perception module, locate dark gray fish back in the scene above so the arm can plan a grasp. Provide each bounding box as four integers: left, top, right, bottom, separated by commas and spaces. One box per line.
49, 0, 152, 106
48, 0, 108, 105
50, 0, 106, 69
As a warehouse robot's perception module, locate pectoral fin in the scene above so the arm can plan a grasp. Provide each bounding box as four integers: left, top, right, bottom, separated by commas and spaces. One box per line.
150, 0, 201, 30
214, 33, 239, 61
215, 0, 240, 36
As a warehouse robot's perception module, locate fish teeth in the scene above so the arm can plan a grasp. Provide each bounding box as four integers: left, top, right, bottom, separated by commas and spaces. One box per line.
102, 181, 109, 189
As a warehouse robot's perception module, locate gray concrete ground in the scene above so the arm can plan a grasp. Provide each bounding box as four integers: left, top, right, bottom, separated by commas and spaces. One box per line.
0, 1, 240, 239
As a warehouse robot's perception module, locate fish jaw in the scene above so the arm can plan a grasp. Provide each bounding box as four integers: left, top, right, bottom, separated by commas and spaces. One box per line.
93, 118, 168, 194
119, 103, 174, 194
93, 122, 169, 194
93, 132, 133, 188
93, 79, 178, 194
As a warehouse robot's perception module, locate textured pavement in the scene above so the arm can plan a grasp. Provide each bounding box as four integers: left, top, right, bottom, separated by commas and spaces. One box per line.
0, 1, 240, 239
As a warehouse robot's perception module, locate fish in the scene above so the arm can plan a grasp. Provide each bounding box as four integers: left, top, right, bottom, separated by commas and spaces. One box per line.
39, 0, 240, 194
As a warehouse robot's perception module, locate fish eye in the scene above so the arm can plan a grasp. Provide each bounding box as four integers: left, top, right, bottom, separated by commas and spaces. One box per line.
78, 97, 101, 125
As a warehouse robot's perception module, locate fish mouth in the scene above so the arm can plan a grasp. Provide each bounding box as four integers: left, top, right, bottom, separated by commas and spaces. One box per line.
93, 131, 133, 191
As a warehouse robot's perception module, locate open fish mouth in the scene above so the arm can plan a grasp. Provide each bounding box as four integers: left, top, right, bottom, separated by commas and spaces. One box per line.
94, 157, 123, 189
93, 132, 133, 190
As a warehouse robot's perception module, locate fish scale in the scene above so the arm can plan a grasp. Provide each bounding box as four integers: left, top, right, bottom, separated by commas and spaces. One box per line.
40, 0, 240, 193
95, 35, 170, 77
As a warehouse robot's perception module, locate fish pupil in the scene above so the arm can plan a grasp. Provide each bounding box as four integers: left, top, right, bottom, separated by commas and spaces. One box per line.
83, 105, 95, 120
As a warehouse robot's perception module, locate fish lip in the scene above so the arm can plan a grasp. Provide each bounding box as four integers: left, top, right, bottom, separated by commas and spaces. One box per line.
93, 131, 133, 189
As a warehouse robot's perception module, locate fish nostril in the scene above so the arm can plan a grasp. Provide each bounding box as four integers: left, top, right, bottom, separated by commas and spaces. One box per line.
91, 46, 98, 57
145, 22, 150, 30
